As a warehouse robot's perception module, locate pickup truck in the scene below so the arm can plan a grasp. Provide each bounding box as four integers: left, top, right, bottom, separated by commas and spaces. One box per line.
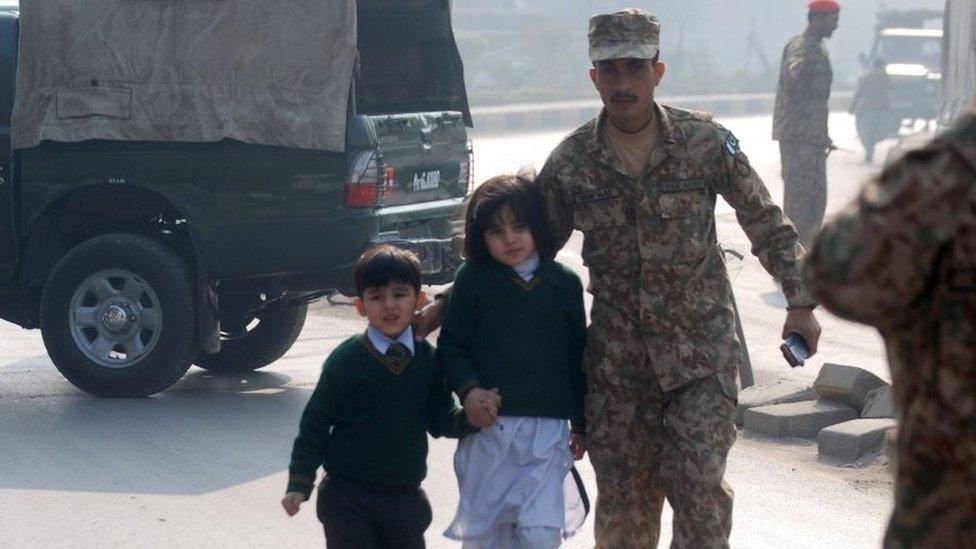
0, 1, 472, 396
862, 9, 943, 124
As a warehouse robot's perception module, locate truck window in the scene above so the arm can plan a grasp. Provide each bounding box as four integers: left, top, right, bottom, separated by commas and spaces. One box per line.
354, 0, 470, 123
879, 36, 942, 67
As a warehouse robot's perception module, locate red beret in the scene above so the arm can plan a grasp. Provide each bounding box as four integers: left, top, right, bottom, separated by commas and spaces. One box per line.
809, 0, 840, 13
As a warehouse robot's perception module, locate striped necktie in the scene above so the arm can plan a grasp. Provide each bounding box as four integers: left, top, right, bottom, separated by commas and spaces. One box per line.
384, 342, 411, 374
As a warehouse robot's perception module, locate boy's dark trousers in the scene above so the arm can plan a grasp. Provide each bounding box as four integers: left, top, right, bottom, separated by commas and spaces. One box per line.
316, 476, 432, 549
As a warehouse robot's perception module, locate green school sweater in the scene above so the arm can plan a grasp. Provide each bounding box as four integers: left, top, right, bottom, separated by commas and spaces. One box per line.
286, 334, 473, 497
437, 259, 587, 432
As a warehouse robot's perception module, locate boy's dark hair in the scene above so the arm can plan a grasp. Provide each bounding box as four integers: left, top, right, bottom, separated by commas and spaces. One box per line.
353, 244, 421, 297
463, 174, 557, 262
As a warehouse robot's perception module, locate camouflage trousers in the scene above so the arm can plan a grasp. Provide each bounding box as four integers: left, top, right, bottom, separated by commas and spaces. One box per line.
780, 141, 828, 249
584, 307, 738, 548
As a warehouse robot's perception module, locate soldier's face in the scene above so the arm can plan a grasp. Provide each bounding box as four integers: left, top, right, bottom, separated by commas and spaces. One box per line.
483, 206, 537, 267
590, 58, 665, 132
815, 12, 839, 38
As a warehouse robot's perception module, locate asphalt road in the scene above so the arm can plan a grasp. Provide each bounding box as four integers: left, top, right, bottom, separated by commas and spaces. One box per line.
0, 112, 901, 548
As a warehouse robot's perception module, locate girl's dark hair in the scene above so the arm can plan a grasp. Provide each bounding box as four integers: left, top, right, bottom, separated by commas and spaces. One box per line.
353, 244, 421, 297
463, 174, 556, 262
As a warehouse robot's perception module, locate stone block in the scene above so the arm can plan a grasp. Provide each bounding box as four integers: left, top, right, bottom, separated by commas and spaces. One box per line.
734, 378, 816, 426
813, 363, 888, 412
861, 385, 895, 418
744, 400, 858, 439
818, 418, 898, 462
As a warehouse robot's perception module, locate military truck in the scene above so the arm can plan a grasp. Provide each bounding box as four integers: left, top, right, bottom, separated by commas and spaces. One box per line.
862, 9, 944, 125
882, 0, 973, 165
0, 1, 472, 396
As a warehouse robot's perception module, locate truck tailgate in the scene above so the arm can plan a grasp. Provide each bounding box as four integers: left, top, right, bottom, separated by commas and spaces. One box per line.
367, 111, 470, 207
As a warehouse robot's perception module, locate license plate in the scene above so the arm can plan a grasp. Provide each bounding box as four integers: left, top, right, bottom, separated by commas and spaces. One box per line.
411, 170, 441, 192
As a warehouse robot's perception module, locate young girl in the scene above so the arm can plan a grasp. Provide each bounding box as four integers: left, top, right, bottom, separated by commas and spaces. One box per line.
438, 174, 588, 548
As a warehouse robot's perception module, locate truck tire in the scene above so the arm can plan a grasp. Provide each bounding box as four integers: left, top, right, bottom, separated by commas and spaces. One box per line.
195, 303, 307, 373
40, 233, 197, 397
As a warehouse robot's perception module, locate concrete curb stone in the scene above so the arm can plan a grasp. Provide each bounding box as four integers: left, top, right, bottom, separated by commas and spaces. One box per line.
861, 385, 895, 418
734, 378, 817, 426
818, 418, 898, 462
744, 400, 858, 439
814, 363, 888, 412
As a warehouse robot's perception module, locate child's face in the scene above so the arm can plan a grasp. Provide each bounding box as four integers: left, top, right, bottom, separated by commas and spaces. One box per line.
484, 205, 537, 267
354, 283, 426, 339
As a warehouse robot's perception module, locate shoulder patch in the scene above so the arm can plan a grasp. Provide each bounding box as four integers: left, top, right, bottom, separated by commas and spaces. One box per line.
724, 133, 740, 156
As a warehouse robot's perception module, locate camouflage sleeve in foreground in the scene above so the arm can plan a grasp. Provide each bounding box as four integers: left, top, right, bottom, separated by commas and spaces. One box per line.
536, 152, 577, 252
804, 141, 975, 327
718, 128, 816, 308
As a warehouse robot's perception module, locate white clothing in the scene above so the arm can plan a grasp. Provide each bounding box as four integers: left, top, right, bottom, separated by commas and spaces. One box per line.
462, 524, 562, 549
365, 325, 414, 355
512, 252, 541, 282
445, 417, 579, 547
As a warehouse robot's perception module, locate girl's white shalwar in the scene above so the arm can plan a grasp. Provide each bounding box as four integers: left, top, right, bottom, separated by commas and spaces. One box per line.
444, 416, 587, 545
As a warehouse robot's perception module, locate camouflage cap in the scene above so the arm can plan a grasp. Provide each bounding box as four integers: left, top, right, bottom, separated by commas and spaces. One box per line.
588, 8, 661, 62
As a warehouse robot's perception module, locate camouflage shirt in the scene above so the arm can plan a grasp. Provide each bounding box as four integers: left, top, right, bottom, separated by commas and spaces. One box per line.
773, 31, 833, 146
538, 103, 814, 391
805, 113, 976, 545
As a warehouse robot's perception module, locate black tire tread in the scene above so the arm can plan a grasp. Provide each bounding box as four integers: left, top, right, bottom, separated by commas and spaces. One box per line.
40, 233, 197, 397
195, 303, 307, 373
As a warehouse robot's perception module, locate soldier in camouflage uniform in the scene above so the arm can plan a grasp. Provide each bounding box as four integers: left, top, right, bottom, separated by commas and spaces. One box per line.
805, 113, 976, 548
772, 0, 840, 248
534, 9, 822, 548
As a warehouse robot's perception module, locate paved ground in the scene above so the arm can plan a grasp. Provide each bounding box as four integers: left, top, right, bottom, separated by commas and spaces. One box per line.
0, 112, 903, 547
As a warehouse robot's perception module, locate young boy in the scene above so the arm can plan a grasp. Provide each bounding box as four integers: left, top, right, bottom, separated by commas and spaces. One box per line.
281, 244, 478, 548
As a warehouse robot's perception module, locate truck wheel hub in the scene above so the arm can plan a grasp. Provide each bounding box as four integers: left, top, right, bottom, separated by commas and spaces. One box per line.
101, 303, 134, 332
69, 268, 163, 369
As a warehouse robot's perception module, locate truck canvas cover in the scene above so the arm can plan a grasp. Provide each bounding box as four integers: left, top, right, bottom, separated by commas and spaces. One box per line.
355, 0, 471, 127
12, 0, 357, 152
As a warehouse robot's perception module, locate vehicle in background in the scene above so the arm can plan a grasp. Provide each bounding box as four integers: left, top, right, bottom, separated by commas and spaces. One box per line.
0, 1, 473, 397
862, 9, 943, 127
882, 0, 974, 164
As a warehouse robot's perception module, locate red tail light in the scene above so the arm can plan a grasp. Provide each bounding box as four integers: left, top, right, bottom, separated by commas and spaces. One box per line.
346, 183, 379, 207
383, 166, 395, 199
346, 151, 383, 208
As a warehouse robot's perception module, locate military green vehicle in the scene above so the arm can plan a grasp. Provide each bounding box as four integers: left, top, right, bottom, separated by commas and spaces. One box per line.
0, 1, 472, 396
862, 9, 944, 125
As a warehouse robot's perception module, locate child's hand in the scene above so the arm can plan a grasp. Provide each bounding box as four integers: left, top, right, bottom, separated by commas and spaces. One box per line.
281, 492, 307, 516
570, 433, 586, 461
463, 387, 501, 428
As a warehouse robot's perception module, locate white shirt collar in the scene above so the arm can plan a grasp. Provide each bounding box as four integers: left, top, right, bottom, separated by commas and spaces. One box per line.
513, 252, 540, 281
366, 325, 415, 356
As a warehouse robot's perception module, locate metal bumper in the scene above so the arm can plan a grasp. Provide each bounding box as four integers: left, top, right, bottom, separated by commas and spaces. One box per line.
374, 235, 463, 275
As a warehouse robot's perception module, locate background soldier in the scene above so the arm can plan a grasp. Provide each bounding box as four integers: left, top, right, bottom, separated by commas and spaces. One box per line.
773, 0, 840, 248
850, 57, 894, 164
805, 114, 976, 548
534, 9, 821, 548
